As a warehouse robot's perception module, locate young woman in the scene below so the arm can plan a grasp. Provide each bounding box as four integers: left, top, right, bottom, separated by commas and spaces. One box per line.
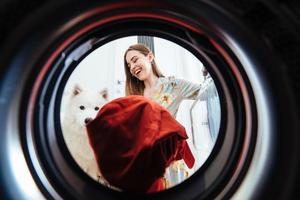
124, 43, 201, 116
124, 43, 202, 189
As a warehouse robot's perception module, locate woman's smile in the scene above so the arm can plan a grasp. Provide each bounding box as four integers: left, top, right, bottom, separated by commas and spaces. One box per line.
133, 67, 142, 76
126, 50, 154, 81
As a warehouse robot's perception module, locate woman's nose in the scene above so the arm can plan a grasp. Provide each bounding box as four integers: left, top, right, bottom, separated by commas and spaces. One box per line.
130, 64, 137, 73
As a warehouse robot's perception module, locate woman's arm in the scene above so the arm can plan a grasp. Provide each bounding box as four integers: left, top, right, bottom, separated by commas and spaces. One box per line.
175, 78, 202, 100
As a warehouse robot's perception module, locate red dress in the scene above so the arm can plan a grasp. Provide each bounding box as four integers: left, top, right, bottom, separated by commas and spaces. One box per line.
86, 95, 195, 193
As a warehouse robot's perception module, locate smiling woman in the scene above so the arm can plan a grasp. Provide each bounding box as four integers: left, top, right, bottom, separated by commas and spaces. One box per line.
122, 42, 211, 190
124, 43, 164, 96
124, 43, 202, 115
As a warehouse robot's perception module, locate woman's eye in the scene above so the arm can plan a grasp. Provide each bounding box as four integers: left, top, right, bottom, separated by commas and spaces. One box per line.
95, 107, 99, 111
79, 105, 85, 110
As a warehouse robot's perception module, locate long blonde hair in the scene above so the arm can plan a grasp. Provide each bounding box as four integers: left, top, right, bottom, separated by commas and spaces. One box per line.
124, 43, 164, 96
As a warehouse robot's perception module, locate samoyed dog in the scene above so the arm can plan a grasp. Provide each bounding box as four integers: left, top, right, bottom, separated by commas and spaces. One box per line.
61, 84, 108, 184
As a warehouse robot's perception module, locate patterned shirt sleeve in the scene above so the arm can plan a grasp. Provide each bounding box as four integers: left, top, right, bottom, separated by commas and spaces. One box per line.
175, 78, 201, 100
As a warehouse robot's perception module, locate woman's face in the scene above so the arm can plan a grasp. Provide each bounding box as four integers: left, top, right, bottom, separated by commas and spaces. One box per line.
125, 50, 154, 81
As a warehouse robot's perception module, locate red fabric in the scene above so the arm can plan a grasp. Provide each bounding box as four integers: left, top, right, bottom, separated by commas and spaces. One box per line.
86, 95, 195, 193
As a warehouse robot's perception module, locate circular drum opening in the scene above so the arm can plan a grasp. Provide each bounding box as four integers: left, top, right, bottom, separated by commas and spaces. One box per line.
24, 9, 253, 199
59, 35, 222, 192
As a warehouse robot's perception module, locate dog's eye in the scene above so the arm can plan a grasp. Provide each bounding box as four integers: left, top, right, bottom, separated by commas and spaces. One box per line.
79, 105, 85, 110
95, 107, 99, 111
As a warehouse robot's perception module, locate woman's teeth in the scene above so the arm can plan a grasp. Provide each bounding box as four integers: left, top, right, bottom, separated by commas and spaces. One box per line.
135, 69, 141, 75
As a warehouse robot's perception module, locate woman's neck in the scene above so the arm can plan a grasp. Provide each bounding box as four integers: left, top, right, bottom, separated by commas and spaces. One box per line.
143, 74, 158, 89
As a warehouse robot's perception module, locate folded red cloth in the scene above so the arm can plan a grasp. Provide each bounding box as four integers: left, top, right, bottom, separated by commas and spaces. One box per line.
86, 95, 195, 193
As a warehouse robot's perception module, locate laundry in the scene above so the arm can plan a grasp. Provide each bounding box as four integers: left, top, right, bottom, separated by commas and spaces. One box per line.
86, 95, 195, 193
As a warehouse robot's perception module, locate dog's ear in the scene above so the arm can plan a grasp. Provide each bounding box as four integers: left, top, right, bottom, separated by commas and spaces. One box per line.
100, 88, 108, 100
73, 84, 82, 96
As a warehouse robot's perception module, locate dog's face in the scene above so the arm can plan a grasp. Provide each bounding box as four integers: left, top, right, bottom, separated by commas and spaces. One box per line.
63, 85, 108, 130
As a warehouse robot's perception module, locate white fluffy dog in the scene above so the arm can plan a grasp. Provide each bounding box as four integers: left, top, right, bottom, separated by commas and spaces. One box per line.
61, 84, 108, 183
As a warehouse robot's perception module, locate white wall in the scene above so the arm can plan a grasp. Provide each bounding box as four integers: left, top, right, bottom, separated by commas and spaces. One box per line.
154, 37, 204, 83
63, 36, 137, 99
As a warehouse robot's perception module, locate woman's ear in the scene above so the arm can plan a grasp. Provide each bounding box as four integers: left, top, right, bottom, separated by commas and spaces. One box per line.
147, 52, 154, 62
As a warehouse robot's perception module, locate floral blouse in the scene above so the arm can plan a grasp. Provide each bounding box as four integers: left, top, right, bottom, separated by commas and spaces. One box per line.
149, 76, 201, 189
150, 76, 201, 117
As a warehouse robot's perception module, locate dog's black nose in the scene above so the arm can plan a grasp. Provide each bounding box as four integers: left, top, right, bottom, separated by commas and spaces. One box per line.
85, 118, 93, 124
